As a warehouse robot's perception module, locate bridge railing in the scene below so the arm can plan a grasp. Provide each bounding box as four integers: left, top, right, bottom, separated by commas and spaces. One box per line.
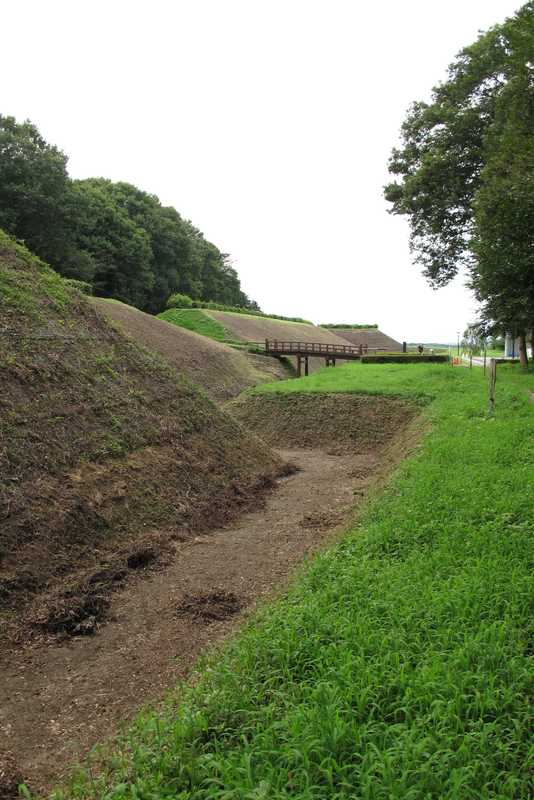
262, 340, 389, 356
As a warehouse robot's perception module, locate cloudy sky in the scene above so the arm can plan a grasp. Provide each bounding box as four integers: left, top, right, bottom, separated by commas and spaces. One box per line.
2, 0, 522, 342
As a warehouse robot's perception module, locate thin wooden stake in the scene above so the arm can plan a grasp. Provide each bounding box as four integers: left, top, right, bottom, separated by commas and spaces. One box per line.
488, 358, 497, 416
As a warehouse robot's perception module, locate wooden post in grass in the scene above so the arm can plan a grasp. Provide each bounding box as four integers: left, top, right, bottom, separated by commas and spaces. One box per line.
488, 358, 497, 416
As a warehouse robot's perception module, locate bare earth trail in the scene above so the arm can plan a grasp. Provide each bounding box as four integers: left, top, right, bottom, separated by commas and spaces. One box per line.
0, 433, 417, 795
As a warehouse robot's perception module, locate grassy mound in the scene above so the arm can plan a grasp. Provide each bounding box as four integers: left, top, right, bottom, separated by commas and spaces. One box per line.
158, 307, 234, 343
94, 301, 291, 402
159, 307, 352, 349
325, 327, 403, 352
207, 310, 352, 347
0, 231, 284, 644
52, 361, 533, 799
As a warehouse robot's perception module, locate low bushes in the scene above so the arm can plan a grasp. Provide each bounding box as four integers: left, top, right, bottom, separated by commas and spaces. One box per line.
362, 353, 449, 364
165, 292, 194, 308
62, 278, 93, 295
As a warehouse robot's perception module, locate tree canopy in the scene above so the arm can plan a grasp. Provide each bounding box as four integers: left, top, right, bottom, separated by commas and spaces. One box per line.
384, 2, 534, 354
0, 115, 257, 313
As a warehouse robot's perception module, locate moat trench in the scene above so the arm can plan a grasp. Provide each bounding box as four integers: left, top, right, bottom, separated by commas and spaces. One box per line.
0, 393, 421, 796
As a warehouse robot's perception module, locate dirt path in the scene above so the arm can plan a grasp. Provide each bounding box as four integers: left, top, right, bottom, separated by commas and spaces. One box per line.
0, 439, 410, 796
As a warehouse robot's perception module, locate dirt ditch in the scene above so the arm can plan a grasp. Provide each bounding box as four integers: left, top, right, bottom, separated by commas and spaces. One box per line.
0, 393, 420, 796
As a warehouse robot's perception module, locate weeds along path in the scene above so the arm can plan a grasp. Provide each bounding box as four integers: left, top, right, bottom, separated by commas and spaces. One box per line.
0, 395, 419, 796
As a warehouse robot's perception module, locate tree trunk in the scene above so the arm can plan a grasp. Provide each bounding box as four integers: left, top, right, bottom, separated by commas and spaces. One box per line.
518, 332, 528, 368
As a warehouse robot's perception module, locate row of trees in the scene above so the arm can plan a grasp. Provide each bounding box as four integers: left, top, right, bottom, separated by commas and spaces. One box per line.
0, 116, 256, 313
384, 2, 533, 365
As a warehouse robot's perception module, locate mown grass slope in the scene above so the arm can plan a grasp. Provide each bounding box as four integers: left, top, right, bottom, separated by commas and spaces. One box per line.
0, 230, 283, 643
158, 307, 351, 348
158, 308, 234, 343
207, 309, 352, 346
94, 300, 291, 402
48, 360, 533, 799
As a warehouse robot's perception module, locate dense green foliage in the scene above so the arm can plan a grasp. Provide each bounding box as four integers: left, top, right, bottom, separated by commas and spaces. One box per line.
321, 323, 378, 329
62, 277, 93, 295
0, 117, 71, 269
384, 2, 534, 348
46, 362, 533, 799
166, 292, 195, 309
0, 117, 256, 313
361, 354, 448, 363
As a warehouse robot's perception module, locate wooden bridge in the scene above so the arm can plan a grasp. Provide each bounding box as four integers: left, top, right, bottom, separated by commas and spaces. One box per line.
261, 339, 381, 376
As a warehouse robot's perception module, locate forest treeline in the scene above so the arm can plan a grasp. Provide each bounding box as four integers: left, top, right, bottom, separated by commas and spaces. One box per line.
0, 116, 256, 313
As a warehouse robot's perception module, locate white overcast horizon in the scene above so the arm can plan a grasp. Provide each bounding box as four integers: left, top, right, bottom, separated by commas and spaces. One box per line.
2, 0, 522, 343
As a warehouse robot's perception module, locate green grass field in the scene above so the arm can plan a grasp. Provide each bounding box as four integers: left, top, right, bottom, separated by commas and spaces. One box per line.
47, 362, 533, 800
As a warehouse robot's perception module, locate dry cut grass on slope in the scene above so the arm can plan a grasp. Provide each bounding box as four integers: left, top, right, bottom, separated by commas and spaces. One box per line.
206, 310, 353, 346
93, 299, 290, 402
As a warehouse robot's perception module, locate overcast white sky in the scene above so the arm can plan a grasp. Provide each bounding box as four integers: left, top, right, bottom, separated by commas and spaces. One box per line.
2, 0, 522, 342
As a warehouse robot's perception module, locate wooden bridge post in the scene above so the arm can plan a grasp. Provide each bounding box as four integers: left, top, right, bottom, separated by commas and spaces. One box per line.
304, 356, 309, 376
332, 357, 336, 367
296, 355, 302, 377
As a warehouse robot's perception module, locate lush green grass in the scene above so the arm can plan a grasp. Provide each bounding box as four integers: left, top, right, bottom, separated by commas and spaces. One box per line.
157, 308, 236, 343
46, 362, 533, 799
252, 360, 454, 402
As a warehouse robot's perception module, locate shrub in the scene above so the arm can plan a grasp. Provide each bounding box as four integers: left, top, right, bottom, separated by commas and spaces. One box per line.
361, 354, 449, 363
166, 292, 194, 309
62, 278, 93, 295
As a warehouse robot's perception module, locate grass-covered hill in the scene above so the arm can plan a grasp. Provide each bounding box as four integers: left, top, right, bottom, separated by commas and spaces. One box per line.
158, 308, 351, 347
0, 231, 284, 644
327, 327, 402, 351
92, 299, 291, 402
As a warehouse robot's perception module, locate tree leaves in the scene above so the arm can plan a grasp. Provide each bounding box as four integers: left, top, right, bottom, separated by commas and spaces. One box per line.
384, 2, 534, 336
0, 117, 257, 314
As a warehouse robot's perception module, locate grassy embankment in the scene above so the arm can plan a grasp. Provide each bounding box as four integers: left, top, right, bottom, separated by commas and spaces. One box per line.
157, 308, 235, 343
156, 308, 327, 350
48, 362, 533, 799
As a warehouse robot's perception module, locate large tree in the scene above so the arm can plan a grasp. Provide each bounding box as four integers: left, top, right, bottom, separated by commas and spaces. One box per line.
0, 115, 71, 265
384, 2, 534, 361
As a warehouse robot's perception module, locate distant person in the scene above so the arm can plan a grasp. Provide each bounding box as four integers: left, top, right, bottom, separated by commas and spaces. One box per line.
418, 344, 424, 354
